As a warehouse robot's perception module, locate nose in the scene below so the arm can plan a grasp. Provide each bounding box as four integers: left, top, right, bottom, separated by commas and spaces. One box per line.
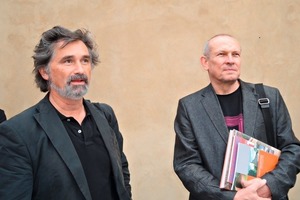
226, 54, 234, 64
74, 61, 85, 73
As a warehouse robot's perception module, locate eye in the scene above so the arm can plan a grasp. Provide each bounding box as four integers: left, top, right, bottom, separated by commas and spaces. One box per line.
232, 52, 240, 57
64, 58, 73, 64
217, 52, 226, 56
82, 57, 91, 65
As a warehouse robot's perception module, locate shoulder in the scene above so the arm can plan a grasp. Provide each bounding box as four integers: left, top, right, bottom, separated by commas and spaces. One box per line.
240, 80, 279, 95
179, 84, 212, 103
261, 84, 280, 94
0, 105, 41, 143
240, 80, 282, 108
1, 95, 51, 128
89, 101, 114, 114
84, 100, 117, 120
2, 106, 38, 131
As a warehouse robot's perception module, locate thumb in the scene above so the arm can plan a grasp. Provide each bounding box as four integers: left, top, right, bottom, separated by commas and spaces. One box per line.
242, 178, 267, 189
251, 179, 267, 191
255, 179, 267, 190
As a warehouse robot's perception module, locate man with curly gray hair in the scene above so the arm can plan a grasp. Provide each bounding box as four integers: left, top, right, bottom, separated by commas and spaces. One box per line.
0, 26, 132, 200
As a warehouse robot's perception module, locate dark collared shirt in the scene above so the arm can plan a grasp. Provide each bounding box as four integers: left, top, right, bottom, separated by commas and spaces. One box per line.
57, 105, 118, 200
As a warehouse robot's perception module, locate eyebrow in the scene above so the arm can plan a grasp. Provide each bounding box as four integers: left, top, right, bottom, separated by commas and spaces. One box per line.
60, 54, 91, 60
61, 55, 73, 60
82, 55, 91, 59
216, 50, 240, 53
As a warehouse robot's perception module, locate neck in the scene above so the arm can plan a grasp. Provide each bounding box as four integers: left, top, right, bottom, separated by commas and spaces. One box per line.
49, 91, 86, 124
211, 80, 240, 95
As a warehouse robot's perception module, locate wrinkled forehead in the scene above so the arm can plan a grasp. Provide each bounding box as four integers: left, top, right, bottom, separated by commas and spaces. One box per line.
209, 35, 241, 52
50, 40, 90, 62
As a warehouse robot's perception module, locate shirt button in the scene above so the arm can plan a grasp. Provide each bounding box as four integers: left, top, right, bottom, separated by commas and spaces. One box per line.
67, 119, 71, 122
78, 130, 82, 134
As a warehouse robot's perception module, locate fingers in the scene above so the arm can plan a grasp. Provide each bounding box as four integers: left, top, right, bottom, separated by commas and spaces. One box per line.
259, 197, 271, 200
257, 184, 272, 198
242, 178, 267, 190
234, 179, 270, 200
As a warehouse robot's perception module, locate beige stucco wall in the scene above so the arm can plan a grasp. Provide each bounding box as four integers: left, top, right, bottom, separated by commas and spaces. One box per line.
1, 0, 300, 199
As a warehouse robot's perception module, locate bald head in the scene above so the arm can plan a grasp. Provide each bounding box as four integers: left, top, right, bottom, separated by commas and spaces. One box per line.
203, 34, 241, 58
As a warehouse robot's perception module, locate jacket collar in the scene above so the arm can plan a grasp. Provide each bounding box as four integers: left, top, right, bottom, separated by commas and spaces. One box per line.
200, 80, 259, 143
239, 80, 260, 137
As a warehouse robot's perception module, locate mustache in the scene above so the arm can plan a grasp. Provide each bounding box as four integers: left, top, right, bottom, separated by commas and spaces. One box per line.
67, 74, 88, 84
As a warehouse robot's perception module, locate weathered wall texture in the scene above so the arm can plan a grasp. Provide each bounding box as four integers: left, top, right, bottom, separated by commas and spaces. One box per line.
1, 0, 300, 199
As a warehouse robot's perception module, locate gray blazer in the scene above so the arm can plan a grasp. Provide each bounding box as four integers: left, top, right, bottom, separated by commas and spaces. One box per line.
0, 95, 131, 200
174, 80, 300, 200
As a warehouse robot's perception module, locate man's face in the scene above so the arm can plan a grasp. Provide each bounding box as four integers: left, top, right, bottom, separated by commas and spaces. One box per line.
41, 40, 92, 100
201, 36, 241, 85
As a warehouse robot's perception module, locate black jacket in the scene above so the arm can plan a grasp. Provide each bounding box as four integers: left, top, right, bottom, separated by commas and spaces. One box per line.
0, 95, 131, 200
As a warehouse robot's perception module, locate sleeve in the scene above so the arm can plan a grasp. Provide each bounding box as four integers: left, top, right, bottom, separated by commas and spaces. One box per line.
262, 88, 300, 200
173, 100, 236, 200
0, 123, 33, 199
95, 103, 132, 198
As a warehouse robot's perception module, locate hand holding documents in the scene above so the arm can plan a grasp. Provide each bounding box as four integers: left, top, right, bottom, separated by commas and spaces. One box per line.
220, 129, 280, 190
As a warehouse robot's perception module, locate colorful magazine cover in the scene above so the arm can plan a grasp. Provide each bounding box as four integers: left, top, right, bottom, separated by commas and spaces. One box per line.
220, 129, 281, 190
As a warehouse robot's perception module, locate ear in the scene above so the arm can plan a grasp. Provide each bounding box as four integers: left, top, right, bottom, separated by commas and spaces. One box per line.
38, 67, 50, 80
200, 55, 209, 71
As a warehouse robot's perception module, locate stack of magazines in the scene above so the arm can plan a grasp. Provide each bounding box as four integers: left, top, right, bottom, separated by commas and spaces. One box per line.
220, 129, 281, 190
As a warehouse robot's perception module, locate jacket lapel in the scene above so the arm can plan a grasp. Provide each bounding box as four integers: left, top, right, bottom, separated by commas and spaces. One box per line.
200, 81, 260, 143
33, 96, 92, 200
85, 101, 126, 198
201, 85, 229, 144
240, 81, 259, 138
85, 101, 123, 177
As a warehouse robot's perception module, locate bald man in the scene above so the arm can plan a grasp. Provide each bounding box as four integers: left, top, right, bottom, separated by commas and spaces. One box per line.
173, 34, 300, 200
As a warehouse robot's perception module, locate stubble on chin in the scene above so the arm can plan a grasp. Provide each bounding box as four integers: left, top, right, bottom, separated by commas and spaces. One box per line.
50, 82, 89, 100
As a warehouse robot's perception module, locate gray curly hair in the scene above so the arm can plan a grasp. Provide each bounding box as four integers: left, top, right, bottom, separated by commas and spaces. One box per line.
32, 26, 100, 92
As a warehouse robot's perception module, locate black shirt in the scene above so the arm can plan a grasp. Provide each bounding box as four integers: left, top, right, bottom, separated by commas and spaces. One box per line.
217, 86, 244, 132
57, 105, 118, 200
